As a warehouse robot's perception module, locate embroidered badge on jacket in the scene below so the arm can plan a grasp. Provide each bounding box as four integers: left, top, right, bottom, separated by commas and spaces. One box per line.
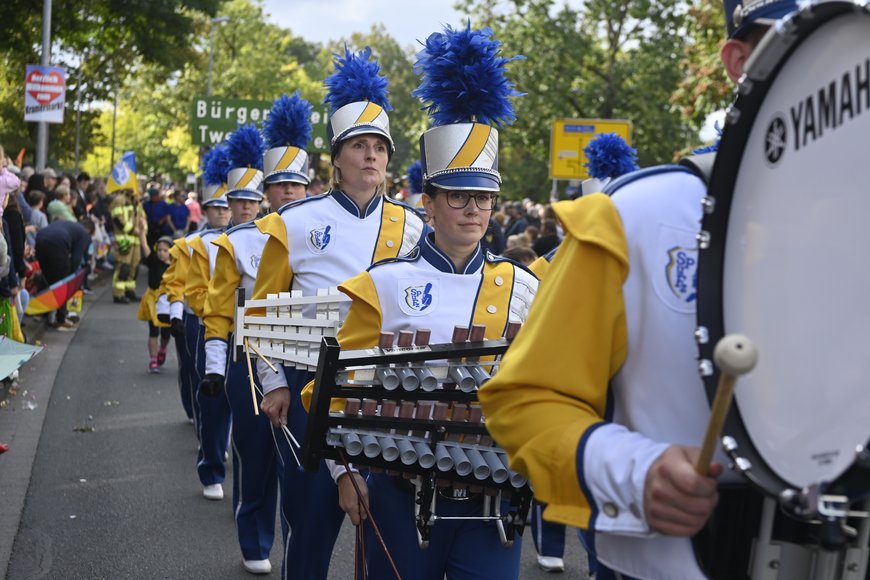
654, 224, 698, 313
399, 280, 437, 316
307, 224, 333, 253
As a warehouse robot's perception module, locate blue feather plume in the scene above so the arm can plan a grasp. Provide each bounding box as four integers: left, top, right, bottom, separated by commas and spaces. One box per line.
584, 133, 638, 180
323, 46, 392, 113
263, 92, 313, 149
413, 24, 524, 127
226, 124, 265, 170
202, 144, 233, 186
406, 160, 423, 194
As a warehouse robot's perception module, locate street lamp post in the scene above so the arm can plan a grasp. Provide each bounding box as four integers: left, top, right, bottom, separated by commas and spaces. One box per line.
207, 16, 229, 97
35, 0, 52, 171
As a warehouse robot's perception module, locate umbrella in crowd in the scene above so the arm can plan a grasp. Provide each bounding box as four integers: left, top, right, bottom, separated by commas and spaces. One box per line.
25, 269, 86, 316
0, 335, 42, 379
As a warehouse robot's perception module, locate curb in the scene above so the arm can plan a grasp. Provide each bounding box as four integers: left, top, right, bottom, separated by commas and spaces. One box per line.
0, 276, 111, 578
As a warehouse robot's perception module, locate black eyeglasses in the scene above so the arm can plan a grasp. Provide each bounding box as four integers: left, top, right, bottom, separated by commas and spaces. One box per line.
444, 191, 499, 211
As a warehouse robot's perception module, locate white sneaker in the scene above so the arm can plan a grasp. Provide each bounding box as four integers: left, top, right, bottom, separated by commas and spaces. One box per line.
243, 559, 272, 575
202, 483, 224, 500
537, 555, 565, 573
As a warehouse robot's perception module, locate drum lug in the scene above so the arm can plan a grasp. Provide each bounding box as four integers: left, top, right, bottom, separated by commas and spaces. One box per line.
701, 195, 716, 215
721, 436, 753, 474
725, 105, 741, 126
697, 358, 714, 377
696, 230, 711, 250
734, 457, 753, 472
737, 76, 754, 96
694, 326, 710, 345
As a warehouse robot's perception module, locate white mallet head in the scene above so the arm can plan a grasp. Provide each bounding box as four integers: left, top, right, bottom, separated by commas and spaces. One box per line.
713, 334, 758, 376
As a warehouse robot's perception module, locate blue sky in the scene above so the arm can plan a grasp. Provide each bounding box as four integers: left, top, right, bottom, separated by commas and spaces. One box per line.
261, 0, 472, 49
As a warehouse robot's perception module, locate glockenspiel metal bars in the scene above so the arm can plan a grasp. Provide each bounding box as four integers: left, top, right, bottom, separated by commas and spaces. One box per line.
233, 287, 351, 371
302, 322, 530, 548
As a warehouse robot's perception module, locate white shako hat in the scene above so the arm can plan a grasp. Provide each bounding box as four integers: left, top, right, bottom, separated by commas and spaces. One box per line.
224, 124, 266, 201
414, 24, 523, 193
200, 143, 231, 208
324, 46, 394, 160
262, 92, 313, 185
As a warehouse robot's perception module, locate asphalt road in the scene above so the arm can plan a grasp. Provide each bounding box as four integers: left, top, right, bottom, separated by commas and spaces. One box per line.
2, 275, 588, 579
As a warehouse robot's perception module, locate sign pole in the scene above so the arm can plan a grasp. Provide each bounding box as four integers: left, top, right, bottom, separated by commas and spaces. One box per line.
35, 0, 52, 172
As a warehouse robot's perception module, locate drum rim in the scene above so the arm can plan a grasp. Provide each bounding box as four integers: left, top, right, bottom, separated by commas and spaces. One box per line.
696, 0, 870, 501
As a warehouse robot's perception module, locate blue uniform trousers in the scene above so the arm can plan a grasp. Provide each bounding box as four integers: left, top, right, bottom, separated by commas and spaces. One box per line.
530, 499, 566, 558
175, 312, 195, 420
194, 319, 231, 486
363, 473, 522, 580
272, 367, 345, 580
225, 353, 278, 561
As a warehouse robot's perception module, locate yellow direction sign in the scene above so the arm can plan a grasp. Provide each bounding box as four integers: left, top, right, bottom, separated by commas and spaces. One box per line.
549, 118, 632, 180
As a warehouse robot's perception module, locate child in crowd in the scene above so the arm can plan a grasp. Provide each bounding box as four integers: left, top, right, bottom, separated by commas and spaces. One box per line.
47, 185, 77, 222
137, 228, 172, 373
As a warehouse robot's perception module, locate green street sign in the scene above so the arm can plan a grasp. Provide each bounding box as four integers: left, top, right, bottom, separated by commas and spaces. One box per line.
191, 96, 330, 153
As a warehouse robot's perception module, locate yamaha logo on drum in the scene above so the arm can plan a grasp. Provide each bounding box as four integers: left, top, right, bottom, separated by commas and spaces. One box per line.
784, 56, 870, 156
764, 115, 787, 165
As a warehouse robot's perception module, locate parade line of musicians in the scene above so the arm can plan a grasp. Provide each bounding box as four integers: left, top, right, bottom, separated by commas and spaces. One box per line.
144, 2, 802, 578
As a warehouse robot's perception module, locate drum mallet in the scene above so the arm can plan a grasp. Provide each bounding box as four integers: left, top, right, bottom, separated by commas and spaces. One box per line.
695, 334, 758, 475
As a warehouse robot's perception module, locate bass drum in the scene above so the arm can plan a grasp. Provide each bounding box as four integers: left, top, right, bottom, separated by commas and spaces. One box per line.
697, 0, 870, 507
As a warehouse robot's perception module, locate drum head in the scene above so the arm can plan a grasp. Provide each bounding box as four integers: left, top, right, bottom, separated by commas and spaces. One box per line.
699, 2, 870, 495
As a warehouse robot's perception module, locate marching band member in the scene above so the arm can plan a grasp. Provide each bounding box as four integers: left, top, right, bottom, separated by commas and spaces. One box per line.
199, 93, 313, 575
309, 24, 535, 579
478, 2, 797, 578
250, 48, 426, 579
402, 160, 424, 208
527, 133, 637, 281
160, 149, 231, 424
186, 125, 264, 503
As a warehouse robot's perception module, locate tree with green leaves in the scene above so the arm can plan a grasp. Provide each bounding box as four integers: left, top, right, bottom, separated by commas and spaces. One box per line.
458, 0, 690, 200
81, 0, 326, 181
0, 0, 223, 169
672, 0, 731, 138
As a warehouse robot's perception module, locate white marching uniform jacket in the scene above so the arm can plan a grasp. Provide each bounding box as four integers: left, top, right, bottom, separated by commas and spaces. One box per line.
305, 233, 540, 482
185, 227, 226, 320
167, 230, 206, 320
344, 233, 538, 346
251, 190, 426, 393
203, 221, 267, 376
480, 169, 733, 580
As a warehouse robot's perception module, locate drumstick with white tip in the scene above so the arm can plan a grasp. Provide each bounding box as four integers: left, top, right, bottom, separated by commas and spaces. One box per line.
695, 334, 758, 475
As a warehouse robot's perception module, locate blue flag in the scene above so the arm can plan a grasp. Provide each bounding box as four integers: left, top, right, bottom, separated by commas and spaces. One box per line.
107, 151, 138, 194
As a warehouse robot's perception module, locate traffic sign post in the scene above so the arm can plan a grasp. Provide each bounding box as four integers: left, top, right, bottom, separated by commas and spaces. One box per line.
549, 118, 632, 180
190, 96, 330, 153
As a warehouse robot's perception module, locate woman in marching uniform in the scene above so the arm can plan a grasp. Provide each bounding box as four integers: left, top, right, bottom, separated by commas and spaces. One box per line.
312, 24, 536, 580
200, 93, 313, 576
251, 48, 426, 580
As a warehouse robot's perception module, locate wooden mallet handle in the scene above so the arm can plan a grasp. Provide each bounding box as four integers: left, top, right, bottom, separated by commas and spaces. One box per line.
695, 334, 758, 475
